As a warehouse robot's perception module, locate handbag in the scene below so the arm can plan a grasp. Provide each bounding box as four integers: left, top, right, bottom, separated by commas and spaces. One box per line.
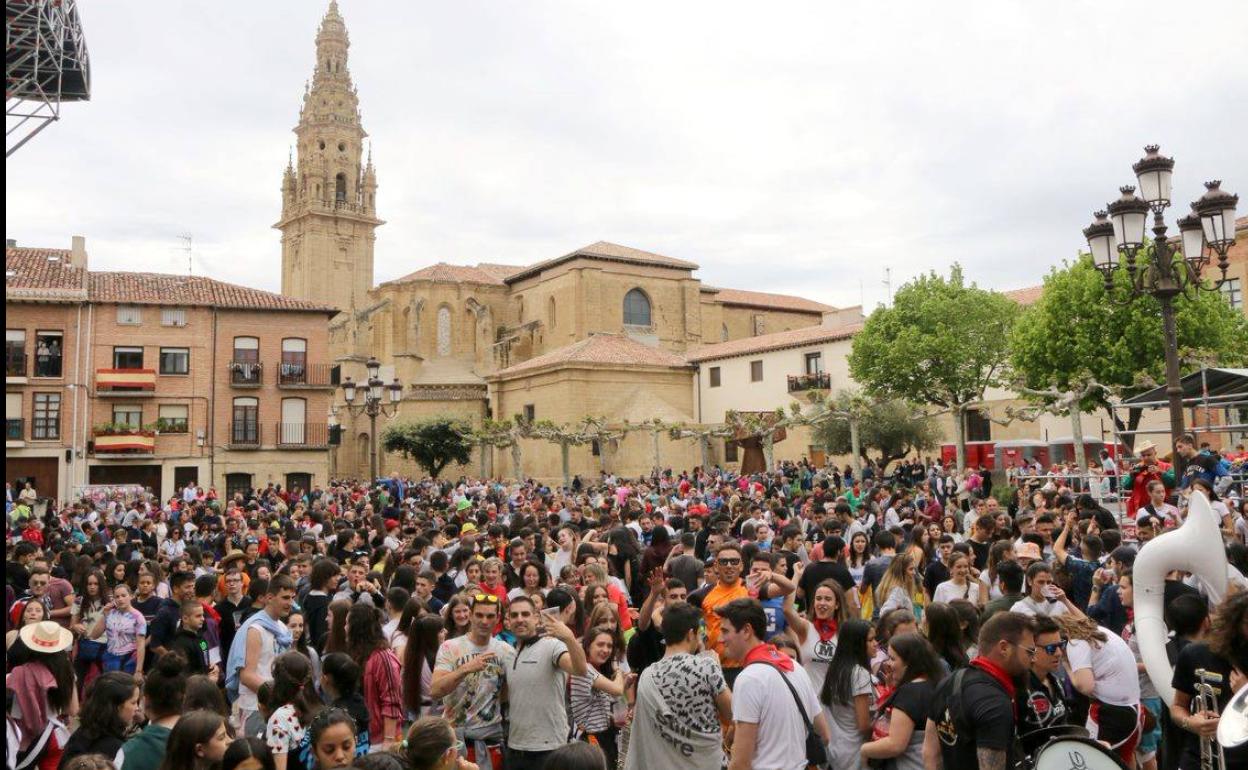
746, 661, 829, 769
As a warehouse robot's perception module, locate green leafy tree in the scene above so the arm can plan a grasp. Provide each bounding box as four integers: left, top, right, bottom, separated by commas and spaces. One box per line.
382, 416, 473, 479
1010, 252, 1248, 449
810, 398, 942, 472
849, 265, 1018, 469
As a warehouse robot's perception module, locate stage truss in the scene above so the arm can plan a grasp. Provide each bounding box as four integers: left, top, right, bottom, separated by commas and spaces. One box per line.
6, 0, 91, 157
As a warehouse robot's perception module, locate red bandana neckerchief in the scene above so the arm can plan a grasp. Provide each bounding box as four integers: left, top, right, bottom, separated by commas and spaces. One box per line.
743, 642, 795, 672
813, 618, 838, 642
970, 656, 1017, 699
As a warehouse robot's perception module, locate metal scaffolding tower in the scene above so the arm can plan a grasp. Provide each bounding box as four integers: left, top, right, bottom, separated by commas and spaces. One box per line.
6, 0, 91, 157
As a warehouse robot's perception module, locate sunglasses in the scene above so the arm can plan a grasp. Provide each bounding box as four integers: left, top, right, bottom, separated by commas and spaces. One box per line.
1008, 640, 1038, 659
1040, 640, 1068, 655
472, 593, 500, 604
717, 558, 742, 566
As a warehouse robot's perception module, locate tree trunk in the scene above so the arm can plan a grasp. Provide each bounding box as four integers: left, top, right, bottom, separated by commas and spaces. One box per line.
762, 433, 775, 471
510, 442, 523, 481
849, 417, 863, 478
480, 440, 490, 478
699, 435, 711, 471
1069, 404, 1088, 475
561, 442, 571, 488
652, 430, 662, 476
953, 406, 967, 471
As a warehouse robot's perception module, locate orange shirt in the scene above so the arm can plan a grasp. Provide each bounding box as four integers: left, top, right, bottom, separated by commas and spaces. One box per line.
701, 580, 749, 667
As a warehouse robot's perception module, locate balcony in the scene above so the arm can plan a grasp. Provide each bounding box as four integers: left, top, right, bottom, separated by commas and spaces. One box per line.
275, 422, 328, 449
93, 426, 156, 456
229, 361, 263, 387
33, 354, 62, 378
787, 372, 831, 393
6, 348, 27, 381
277, 362, 336, 389
96, 368, 157, 396
6, 418, 24, 444
227, 422, 263, 449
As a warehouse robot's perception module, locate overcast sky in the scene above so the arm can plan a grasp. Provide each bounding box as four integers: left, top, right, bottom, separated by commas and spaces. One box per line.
7, 1, 1247, 311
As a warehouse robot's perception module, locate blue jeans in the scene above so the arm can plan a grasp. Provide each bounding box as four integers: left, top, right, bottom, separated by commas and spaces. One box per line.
102, 650, 136, 673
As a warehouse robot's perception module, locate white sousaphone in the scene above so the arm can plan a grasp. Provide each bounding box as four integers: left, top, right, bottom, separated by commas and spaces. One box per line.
1133, 490, 1245, 707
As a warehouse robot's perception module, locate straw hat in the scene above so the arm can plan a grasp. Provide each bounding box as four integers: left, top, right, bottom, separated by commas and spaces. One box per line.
19, 620, 74, 654
1016, 542, 1043, 562
1135, 440, 1157, 455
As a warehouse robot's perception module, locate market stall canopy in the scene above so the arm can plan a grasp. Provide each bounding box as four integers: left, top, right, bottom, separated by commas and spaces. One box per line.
1120, 368, 1248, 405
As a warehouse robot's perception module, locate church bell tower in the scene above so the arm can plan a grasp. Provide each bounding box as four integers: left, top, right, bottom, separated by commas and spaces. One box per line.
276, 0, 382, 315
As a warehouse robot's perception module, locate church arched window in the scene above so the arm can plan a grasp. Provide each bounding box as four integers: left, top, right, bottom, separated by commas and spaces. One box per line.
436, 306, 452, 356
623, 288, 652, 327
335, 173, 347, 202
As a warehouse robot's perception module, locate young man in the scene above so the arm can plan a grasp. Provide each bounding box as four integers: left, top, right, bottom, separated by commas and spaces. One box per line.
332, 560, 385, 606
925, 612, 1036, 770
1010, 563, 1081, 618
1174, 433, 1228, 490
980, 559, 1025, 624
230, 574, 295, 737
720, 598, 829, 770
414, 570, 445, 613
688, 543, 750, 686
625, 601, 733, 770
1017, 615, 1071, 757
1170, 591, 1248, 770
504, 595, 587, 770
168, 599, 216, 677
431, 594, 515, 770
215, 568, 252, 657
148, 571, 196, 659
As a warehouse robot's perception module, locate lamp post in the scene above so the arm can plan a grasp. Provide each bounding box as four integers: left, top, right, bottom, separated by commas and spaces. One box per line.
340, 357, 404, 482
1083, 145, 1238, 475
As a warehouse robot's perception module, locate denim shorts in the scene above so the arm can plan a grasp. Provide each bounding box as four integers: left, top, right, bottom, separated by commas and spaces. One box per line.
1138, 697, 1162, 757
101, 650, 136, 673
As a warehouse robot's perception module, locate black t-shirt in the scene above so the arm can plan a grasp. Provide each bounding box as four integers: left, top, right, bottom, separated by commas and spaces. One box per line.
888, 678, 935, 726
1017, 670, 1069, 753
931, 667, 1018, 770
968, 538, 991, 571
924, 560, 949, 599
798, 560, 854, 608
1171, 642, 1248, 769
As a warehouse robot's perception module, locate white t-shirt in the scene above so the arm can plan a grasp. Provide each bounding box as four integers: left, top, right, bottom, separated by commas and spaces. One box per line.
732, 663, 821, 770
1010, 596, 1069, 617
932, 579, 980, 605
1066, 630, 1140, 707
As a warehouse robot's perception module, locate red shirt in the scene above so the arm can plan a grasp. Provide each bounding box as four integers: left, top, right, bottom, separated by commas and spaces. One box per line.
363, 647, 404, 744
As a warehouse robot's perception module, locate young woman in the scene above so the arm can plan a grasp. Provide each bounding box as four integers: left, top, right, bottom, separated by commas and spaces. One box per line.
875, 552, 919, 617
441, 594, 472, 639
184, 674, 230, 718
921, 602, 968, 673
940, 514, 963, 543
785, 576, 849, 694
582, 584, 612, 614
6, 598, 50, 654
506, 560, 549, 601
90, 583, 147, 674
401, 717, 467, 770
307, 708, 357, 770
8, 620, 77, 770
287, 611, 322, 690
819, 619, 878, 770
570, 626, 626, 768
982, 541, 1015, 602
584, 602, 626, 664
847, 532, 871, 586
860, 632, 944, 770
401, 615, 446, 720
947, 599, 981, 659
264, 652, 321, 770
58, 672, 140, 769
1055, 614, 1142, 766
118, 651, 189, 770
344, 604, 403, 750
70, 569, 109, 692
872, 609, 918, 683
158, 710, 231, 770
317, 653, 370, 758
931, 551, 983, 608
322, 599, 351, 656
222, 738, 276, 770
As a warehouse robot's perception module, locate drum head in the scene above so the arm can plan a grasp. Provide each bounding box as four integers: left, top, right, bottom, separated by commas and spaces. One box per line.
1019, 724, 1090, 754
1033, 737, 1128, 770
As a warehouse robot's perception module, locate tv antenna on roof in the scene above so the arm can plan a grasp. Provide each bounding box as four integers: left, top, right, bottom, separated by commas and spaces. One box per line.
176, 234, 193, 275
882, 267, 893, 305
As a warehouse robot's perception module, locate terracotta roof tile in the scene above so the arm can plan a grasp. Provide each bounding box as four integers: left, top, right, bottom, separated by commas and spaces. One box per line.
505, 241, 698, 283
708, 287, 835, 314
1002, 285, 1043, 306
7, 246, 335, 313
687, 321, 862, 362
384, 262, 522, 287
494, 333, 691, 377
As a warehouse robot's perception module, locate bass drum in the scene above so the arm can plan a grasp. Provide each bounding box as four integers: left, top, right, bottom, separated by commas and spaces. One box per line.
1019, 724, 1089, 759
1032, 736, 1128, 770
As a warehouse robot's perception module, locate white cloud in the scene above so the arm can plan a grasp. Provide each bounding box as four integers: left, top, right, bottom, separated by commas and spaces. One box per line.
7, 0, 1247, 312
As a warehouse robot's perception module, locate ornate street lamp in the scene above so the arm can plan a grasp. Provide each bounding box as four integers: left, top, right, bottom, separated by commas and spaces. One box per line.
1084, 145, 1238, 474
340, 357, 404, 482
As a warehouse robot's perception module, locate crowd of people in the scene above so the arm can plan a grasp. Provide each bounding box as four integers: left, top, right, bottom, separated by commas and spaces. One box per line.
5, 430, 1248, 770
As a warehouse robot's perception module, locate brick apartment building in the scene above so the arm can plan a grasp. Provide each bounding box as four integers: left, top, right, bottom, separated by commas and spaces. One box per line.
6, 238, 339, 504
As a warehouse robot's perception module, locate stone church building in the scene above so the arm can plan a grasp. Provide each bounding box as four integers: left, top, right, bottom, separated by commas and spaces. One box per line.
281, 3, 848, 481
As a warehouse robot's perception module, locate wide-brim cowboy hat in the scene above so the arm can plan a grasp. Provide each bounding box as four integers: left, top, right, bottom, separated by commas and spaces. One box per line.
1135, 440, 1157, 455
220, 550, 247, 568
19, 620, 74, 654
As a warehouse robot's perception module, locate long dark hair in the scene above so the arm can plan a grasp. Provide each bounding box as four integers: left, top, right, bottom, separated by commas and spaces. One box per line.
222, 738, 275, 770
821, 619, 872, 706
159, 710, 226, 770
923, 603, 968, 671
324, 598, 351, 655
401, 615, 445, 716
74, 568, 108, 612
345, 603, 388, 667
144, 650, 189, 718
582, 625, 618, 680
320, 652, 362, 700
888, 632, 946, 688
77, 671, 138, 740
266, 651, 321, 727
7, 644, 75, 713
